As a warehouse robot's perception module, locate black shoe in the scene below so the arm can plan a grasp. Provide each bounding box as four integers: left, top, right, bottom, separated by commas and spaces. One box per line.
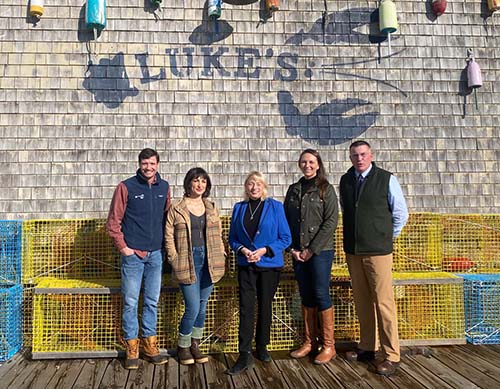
256, 346, 272, 362
345, 349, 375, 362
226, 352, 254, 375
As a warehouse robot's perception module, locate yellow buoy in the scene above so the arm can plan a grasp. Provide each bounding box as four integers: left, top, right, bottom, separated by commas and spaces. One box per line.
29, 0, 44, 19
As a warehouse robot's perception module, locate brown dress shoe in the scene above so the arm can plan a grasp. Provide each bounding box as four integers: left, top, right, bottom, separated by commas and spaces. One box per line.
124, 338, 140, 370
376, 360, 399, 376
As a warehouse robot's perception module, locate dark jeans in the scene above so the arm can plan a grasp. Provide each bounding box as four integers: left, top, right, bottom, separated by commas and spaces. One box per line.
237, 265, 281, 352
293, 249, 334, 311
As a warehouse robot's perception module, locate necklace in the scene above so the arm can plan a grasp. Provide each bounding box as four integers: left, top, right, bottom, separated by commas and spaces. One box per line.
248, 199, 262, 220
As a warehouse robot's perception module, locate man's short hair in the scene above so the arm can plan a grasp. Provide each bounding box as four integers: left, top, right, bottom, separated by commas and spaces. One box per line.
349, 140, 371, 150
138, 148, 160, 163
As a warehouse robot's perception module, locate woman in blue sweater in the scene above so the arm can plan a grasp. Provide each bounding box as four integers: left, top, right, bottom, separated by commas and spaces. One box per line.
227, 171, 292, 375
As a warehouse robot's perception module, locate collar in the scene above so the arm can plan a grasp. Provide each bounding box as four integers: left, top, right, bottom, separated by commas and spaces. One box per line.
355, 163, 373, 179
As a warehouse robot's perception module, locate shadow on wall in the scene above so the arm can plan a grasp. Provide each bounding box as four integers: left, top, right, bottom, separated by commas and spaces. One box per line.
277, 91, 378, 146
82, 52, 139, 109
286, 8, 390, 46
189, 0, 233, 45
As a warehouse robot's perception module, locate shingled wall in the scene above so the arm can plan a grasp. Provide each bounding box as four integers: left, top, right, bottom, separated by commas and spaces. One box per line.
0, 0, 499, 218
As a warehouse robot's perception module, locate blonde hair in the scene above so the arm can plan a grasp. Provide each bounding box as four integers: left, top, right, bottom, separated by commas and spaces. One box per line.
243, 171, 268, 201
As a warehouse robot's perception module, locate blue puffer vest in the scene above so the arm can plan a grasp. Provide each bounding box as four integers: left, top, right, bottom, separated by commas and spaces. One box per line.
121, 170, 169, 251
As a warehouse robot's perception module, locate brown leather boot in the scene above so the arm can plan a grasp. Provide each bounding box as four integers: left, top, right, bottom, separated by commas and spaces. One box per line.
290, 305, 318, 359
124, 338, 140, 369
141, 336, 168, 365
190, 338, 209, 363
314, 307, 337, 364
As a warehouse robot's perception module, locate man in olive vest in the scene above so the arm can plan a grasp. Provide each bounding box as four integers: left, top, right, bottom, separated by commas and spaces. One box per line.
339, 140, 408, 376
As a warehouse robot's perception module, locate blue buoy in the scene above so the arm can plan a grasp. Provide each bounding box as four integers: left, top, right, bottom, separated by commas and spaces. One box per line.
86, 0, 106, 32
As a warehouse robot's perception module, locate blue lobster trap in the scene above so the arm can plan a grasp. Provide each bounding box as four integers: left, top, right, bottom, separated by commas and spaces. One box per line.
0, 284, 23, 361
0, 221, 22, 285
460, 274, 500, 344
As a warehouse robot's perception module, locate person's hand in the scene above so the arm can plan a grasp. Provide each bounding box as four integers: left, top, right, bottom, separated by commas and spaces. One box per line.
120, 247, 135, 256
248, 247, 266, 263
299, 248, 313, 262
291, 249, 303, 262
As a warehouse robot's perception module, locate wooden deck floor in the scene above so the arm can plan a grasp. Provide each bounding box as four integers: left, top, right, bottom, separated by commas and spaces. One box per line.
1, 345, 500, 388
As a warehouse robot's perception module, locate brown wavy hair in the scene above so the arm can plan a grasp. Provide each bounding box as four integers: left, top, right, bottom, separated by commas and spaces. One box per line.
298, 148, 330, 199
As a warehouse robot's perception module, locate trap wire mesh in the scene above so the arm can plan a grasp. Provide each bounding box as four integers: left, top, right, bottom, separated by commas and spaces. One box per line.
460, 274, 500, 344
443, 214, 500, 273
22, 219, 120, 283
0, 284, 23, 362
0, 220, 22, 285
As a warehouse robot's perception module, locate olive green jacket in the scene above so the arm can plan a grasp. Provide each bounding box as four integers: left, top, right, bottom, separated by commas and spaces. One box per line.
284, 179, 339, 255
165, 198, 226, 284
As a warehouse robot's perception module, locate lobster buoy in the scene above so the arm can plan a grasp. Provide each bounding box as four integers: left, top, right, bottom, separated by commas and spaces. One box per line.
488, 0, 500, 13
266, 0, 279, 13
208, 0, 222, 19
431, 0, 447, 16
467, 59, 483, 89
86, 0, 106, 32
29, 0, 44, 19
379, 0, 398, 59
466, 52, 483, 111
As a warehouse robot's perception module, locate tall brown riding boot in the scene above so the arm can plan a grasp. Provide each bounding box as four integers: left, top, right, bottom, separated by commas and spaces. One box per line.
290, 305, 318, 359
314, 307, 337, 364
125, 338, 140, 369
141, 335, 168, 365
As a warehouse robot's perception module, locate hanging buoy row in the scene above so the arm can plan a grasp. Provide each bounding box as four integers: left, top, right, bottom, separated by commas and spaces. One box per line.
466, 49, 483, 111
208, 0, 222, 19
86, 0, 107, 32
29, 0, 44, 19
488, 0, 500, 12
432, 0, 447, 16
266, 0, 279, 13
379, 0, 398, 58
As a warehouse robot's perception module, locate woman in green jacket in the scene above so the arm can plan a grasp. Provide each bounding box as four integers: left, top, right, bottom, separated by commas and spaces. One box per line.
284, 149, 339, 365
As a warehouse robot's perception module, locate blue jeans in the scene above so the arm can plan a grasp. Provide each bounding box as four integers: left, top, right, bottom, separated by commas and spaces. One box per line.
293, 250, 334, 311
179, 246, 214, 335
121, 250, 162, 340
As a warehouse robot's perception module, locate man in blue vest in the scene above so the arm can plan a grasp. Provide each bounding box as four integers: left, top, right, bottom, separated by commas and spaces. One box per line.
339, 140, 408, 376
107, 148, 171, 369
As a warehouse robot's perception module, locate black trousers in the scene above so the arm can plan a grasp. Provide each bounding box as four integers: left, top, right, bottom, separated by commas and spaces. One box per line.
237, 265, 281, 352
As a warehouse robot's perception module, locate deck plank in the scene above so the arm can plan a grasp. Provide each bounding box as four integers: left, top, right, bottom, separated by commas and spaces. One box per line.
3, 359, 53, 389
225, 353, 262, 389
45, 359, 86, 389
323, 356, 371, 389
98, 358, 130, 389
404, 352, 478, 389
72, 359, 111, 389
152, 357, 179, 389
296, 355, 344, 388
272, 351, 316, 389
203, 353, 233, 389
253, 352, 290, 389
431, 346, 500, 388
1, 346, 500, 389
125, 359, 155, 388
178, 361, 206, 388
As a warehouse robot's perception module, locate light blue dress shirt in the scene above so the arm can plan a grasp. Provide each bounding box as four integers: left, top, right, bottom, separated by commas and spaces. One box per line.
356, 164, 409, 238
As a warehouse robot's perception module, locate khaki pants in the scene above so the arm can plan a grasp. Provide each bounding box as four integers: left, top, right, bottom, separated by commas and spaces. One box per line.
346, 253, 400, 362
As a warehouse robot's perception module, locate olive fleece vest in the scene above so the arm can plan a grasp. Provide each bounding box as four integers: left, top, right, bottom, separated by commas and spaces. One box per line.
340, 164, 393, 255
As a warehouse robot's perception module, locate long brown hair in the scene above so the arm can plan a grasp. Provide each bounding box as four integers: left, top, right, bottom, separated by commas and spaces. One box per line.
298, 149, 330, 199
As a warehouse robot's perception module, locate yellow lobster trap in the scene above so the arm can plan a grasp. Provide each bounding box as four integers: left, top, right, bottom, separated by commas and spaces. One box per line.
23, 219, 120, 284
